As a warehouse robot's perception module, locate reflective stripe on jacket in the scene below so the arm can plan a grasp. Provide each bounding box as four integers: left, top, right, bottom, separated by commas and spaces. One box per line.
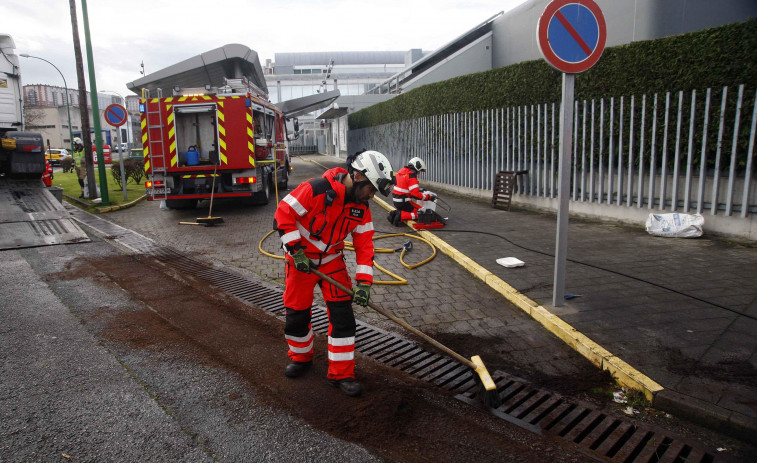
392, 165, 430, 207
274, 167, 375, 284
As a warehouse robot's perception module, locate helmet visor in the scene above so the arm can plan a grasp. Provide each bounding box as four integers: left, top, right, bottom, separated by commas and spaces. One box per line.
376, 177, 394, 197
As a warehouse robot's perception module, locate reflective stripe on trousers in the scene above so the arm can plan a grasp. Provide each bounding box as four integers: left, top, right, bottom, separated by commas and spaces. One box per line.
283, 254, 356, 380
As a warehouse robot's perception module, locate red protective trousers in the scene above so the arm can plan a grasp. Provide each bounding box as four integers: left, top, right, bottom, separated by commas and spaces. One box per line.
283, 253, 356, 381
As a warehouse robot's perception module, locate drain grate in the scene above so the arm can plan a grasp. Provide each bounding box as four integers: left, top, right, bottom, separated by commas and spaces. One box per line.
70, 209, 728, 463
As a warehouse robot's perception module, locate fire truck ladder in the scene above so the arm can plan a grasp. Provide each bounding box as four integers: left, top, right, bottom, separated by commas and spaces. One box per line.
144, 88, 169, 201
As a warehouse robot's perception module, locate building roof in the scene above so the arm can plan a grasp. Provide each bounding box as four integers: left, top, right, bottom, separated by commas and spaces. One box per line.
273, 51, 407, 67
126, 44, 267, 96
367, 11, 502, 94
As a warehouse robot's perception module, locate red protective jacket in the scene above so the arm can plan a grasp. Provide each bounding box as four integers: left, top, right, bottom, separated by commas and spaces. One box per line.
392, 165, 431, 210
274, 167, 375, 284
41, 159, 53, 187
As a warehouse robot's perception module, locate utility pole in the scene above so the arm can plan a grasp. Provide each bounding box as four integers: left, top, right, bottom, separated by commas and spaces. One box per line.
69, 0, 97, 200
81, 0, 109, 206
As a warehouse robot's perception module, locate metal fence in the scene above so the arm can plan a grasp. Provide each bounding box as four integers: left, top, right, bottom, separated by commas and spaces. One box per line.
349, 84, 757, 218
288, 145, 318, 155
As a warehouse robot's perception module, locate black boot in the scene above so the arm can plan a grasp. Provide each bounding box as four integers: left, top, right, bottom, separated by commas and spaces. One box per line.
328, 378, 362, 397
284, 360, 312, 378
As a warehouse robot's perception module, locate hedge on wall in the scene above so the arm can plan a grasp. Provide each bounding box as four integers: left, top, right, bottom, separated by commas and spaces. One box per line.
349, 18, 757, 130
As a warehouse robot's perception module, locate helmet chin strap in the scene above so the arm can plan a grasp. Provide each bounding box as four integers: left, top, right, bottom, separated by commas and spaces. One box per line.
347, 171, 372, 203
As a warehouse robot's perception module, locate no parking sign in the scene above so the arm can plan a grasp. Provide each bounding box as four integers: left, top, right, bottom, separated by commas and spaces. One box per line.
537, 0, 606, 74
104, 103, 128, 127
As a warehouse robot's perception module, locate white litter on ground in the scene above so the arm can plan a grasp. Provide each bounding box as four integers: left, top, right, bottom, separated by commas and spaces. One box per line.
496, 257, 525, 268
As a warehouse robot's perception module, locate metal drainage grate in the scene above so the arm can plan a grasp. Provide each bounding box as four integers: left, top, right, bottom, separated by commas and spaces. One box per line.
71, 210, 726, 463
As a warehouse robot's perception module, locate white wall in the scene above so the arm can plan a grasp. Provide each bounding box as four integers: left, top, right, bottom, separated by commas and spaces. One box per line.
491, 0, 757, 69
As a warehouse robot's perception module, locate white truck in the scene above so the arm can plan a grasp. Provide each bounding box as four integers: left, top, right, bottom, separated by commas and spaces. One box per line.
0, 33, 24, 135
0, 33, 45, 178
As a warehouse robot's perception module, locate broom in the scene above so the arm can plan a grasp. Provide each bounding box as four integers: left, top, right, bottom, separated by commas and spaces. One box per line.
180, 160, 224, 226
309, 266, 502, 409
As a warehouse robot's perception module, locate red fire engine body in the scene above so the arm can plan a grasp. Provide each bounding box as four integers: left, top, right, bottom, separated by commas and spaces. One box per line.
140, 85, 290, 208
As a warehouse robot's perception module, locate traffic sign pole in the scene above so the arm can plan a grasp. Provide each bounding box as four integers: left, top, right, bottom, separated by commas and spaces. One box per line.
553, 73, 575, 306
537, 0, 606, 306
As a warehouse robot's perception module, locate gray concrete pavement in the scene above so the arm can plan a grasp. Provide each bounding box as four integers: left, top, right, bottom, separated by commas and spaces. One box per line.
0, 237, 383, 462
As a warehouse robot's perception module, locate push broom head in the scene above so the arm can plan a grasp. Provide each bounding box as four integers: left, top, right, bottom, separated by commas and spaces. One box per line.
195, 216, 224, 226
471, 355, 502, 409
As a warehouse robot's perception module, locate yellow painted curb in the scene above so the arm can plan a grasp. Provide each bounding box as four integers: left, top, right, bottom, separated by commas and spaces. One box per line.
419, 226, 663, 398
308, 157, 664, 399
95, 194, 147, 213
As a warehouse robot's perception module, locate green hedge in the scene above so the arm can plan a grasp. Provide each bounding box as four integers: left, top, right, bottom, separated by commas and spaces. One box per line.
349, 18, 757, 130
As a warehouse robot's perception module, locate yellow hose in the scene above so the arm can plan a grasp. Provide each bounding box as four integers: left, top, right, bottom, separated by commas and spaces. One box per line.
261, 156, 437, 284
258, 230, 436, 285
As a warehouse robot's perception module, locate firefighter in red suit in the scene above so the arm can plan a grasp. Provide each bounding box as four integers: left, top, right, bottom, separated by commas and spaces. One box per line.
274, 150, 395, 397
41, 158, 53, 187
388, 157, 436, 224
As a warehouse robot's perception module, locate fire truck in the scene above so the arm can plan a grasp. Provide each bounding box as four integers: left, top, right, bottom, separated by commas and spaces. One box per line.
129, 44, 340, 209
140, 79, 290, 208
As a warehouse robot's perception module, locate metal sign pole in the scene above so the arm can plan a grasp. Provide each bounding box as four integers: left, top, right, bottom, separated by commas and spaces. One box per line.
553, 72, 575, 307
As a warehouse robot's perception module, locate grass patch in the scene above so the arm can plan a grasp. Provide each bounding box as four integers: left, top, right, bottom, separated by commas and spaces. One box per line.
52, 165, 145, 210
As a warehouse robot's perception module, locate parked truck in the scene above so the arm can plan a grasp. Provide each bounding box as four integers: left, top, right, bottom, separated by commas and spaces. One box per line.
140, 78, 291, 208
0, 33, 45, 178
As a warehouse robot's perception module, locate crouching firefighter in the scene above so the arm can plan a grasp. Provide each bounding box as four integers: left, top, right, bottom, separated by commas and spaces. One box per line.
273, 150, 395, 397
388, 157, 446, 226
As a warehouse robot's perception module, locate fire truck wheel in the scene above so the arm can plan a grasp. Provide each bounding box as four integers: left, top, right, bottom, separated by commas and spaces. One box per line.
251, 174, 270, 205
277, 166, 288, 190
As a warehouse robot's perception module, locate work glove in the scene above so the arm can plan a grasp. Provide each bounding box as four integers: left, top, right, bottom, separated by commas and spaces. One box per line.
291, 249, 311, 273
353, 283, 371, 307
426, 193, 437, 201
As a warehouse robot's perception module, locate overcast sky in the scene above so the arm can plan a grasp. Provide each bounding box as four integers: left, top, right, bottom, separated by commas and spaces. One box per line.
2, 0, 529, 100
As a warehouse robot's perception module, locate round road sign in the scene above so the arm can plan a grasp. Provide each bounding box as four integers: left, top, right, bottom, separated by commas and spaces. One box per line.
104, 103, 128, 127
537, 0, 606, 74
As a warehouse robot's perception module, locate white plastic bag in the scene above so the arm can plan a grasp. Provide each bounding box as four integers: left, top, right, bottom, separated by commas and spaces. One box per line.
82, 176, 100, 199
645, 213, 704, 238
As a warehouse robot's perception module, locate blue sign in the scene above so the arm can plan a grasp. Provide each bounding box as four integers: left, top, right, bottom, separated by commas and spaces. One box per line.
537, 0, 606, 74
104, 103, 128, 127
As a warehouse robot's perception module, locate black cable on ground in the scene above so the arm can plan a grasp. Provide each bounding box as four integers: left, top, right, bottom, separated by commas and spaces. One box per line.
432, 228, 757, 322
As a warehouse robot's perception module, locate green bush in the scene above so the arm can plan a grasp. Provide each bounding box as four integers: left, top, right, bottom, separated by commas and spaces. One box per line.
110, 159, 145, 188
349, 19, 757, 171
350, 19, 757, 129
60, 157, 74, 173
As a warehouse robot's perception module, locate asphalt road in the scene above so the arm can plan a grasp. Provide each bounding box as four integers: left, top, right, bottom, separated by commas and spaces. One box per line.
0, 240, 384, 462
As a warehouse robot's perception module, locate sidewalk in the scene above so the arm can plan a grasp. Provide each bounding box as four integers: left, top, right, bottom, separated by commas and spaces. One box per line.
385, 160, 757, 441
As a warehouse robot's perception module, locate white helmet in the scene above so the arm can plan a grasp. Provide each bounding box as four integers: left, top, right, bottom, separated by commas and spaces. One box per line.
350, 150, 395, 196
409, 157, 427, 172
73, 137, 83, 145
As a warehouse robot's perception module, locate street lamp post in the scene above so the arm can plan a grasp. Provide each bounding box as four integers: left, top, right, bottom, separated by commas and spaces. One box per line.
100, 90, 128, 200
20, 54, 74, 157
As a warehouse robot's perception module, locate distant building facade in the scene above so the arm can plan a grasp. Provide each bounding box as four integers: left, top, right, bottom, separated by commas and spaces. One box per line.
264, 51, 423, 155
23, 84, 127, 150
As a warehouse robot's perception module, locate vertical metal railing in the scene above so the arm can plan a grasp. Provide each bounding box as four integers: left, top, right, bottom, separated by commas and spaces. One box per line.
348, 84, 756, 218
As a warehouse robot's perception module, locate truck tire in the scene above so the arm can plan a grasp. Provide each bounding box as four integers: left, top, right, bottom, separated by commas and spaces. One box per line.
251, 173, 270, 205
277, 164, 289, 190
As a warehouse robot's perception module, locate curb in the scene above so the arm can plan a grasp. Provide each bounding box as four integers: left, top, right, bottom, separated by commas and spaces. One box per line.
306, 155, 756, 440
654, 389, 757, 443
95, 194, 147, 213
374, 191, 664, 401
63, 193, 147, 213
